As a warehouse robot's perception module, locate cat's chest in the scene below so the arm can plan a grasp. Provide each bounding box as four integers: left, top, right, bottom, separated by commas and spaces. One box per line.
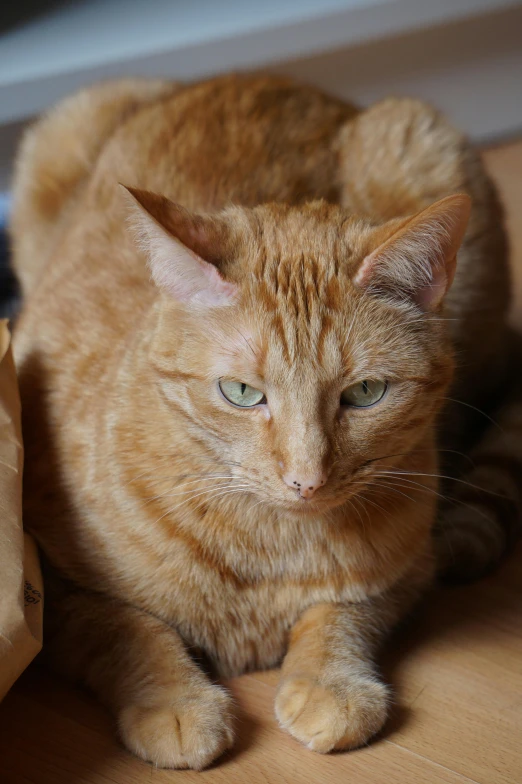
121, 523, 395, 677
178, 575, 372, 677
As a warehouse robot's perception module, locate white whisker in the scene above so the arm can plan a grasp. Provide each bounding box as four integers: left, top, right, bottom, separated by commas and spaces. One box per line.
152, 487, 253, 525
375, 470, 508, 498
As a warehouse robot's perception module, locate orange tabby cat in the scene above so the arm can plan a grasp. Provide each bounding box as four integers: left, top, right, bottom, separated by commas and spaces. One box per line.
10, 75, 521, 770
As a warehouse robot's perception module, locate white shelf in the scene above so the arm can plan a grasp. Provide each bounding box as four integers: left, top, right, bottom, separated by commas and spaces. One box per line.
0, 0, 519, 123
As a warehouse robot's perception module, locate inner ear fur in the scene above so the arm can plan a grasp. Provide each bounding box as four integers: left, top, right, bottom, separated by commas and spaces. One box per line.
354, 193, 471, 310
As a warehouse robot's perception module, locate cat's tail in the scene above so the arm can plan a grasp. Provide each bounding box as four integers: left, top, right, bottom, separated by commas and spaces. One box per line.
435, 332, 522, 581
10, 78, 178, 298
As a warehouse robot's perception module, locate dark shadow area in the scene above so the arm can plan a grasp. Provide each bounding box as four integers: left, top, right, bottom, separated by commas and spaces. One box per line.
0, 0, 71, 35
0, 229, 20, 319
0, 663, 127, 784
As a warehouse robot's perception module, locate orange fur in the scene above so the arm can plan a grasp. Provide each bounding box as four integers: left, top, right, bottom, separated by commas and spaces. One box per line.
10, 75, 516, 769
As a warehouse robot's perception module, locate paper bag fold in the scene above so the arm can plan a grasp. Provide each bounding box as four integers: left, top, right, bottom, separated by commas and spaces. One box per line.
0, 319, 43, 700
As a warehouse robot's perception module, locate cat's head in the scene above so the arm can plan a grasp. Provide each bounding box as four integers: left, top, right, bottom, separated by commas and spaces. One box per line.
125, 187, 470, 514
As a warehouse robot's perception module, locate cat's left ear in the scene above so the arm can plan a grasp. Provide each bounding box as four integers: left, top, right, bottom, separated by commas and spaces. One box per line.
122, 186, 238, 307
354, 194, 471, 311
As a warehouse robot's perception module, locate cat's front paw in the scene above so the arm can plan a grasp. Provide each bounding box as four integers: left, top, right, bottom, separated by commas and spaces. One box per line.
275, 674, 388, 753
118, 685, 234, 769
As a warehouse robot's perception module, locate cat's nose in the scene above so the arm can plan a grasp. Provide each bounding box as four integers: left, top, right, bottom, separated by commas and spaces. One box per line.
282, 470, 328, 499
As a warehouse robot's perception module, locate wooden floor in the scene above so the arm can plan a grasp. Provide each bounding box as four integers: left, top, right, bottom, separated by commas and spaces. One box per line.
1, 141, 522, 784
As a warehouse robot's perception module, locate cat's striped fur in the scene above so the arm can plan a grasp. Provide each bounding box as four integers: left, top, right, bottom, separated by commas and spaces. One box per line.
10, 75, 521, 769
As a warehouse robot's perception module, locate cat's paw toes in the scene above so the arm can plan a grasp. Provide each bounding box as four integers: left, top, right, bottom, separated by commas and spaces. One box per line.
119, 686, 234, 769
275, 674, 388, 753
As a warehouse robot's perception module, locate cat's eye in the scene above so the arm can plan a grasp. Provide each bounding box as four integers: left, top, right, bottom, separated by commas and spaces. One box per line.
219, 379, 266, 408
341, 379, 387, 408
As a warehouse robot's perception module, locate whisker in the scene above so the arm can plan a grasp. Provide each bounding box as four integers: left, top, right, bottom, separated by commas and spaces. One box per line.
343, 296, 364, 351
344, 495, 366, 529
149, 482, 249, 503
351, 494, 371, 528
248, 497, 270, 513
152, 487, 253, 524
367, 481, 418, 505
437, 396, 503, 432
375, 470, 509, 499
370, 475, 498, 527
230, 326, 258, 359
360, 448, 474, 469
123, 461, 242, 487
142, 475, 239, 504
353, 489, 396, 524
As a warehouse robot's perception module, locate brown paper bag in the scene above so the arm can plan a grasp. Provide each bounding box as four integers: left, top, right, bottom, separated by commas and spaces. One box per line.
0, 319, 43, 700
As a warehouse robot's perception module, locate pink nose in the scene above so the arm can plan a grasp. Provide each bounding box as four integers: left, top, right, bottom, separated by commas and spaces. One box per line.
283, 471, 328, 499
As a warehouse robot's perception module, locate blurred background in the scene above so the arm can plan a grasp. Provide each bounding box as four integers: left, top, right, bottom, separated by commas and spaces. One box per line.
1, 0, 522, 313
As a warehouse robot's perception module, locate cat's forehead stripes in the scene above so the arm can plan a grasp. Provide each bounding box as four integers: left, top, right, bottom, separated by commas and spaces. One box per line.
245, 203, 363, 301
237, 287, 443, 389
255, 280, 344, 368
236, 205, 368, 366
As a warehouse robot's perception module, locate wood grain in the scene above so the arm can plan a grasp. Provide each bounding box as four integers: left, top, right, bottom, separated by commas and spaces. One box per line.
1, 140, 521, 784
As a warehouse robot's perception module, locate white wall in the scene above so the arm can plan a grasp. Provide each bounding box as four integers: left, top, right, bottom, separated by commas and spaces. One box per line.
1, 2, 521, 195
273, 5, 522, 142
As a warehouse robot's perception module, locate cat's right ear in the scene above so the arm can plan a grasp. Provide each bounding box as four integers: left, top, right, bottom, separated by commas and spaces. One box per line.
354, 194, 471, 311
121, 186, 238, 307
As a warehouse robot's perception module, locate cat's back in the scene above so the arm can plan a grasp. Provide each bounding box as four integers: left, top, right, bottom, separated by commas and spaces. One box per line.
12, 76, 356, 359
12, 74, 507, 376
85, 74, 356, 216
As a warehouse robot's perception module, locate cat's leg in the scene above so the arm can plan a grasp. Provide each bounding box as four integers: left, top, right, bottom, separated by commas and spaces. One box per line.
45, 585, 234, 770
275, 549, 433, 752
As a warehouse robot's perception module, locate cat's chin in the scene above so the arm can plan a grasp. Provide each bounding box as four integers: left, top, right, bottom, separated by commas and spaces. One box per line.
277, 496, 346, 518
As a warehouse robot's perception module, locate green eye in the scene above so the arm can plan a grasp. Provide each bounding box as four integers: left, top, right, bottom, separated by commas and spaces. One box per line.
219, 379, 266, 408
341, 379, 387, 408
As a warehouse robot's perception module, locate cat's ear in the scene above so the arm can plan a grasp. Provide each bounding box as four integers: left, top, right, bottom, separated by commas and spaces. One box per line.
354, 194, 471, 310
122, 186, 238, 306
